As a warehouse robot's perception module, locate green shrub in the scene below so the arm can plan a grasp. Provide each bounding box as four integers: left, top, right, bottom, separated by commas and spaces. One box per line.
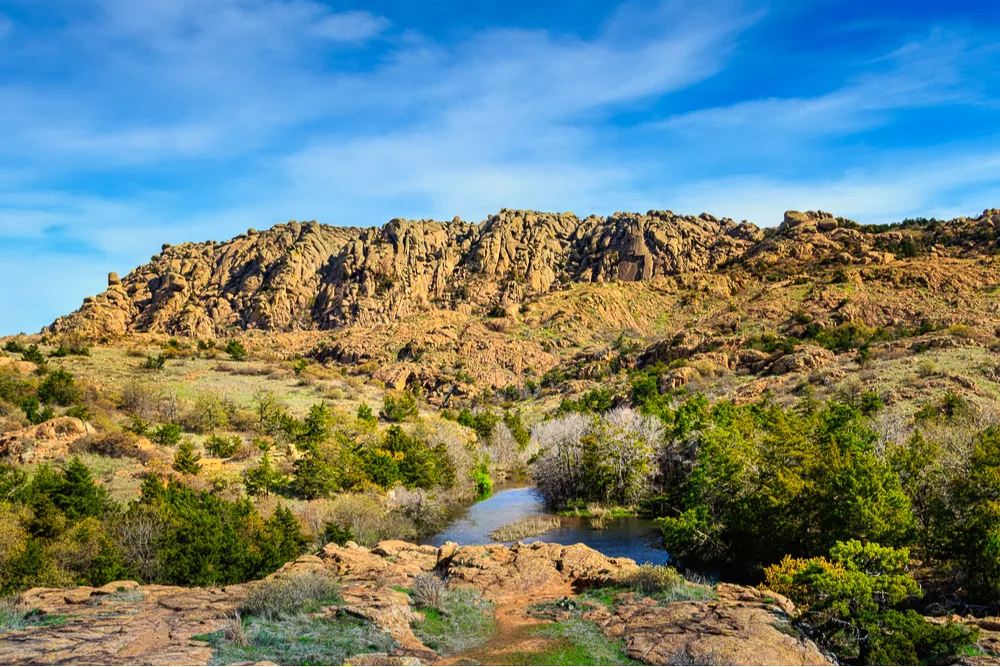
225, 340, 247, 361
172, 440, 201, 474
21, 345, 45, 366
143, 354, 166, 370
243, 452, 287, 497
151, 423, 182, 447
38, 369, 80, 406
356, 402, 376, 424
3, 340, 25, 354
380, 391, 418, 422
765, 541, 977, 665
205, 434, 240, 458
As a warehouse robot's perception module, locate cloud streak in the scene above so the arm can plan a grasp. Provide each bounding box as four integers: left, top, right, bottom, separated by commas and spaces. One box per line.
0, 0, 999, 333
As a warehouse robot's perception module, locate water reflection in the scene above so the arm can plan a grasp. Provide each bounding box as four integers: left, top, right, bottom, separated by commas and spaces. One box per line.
424, 487, 670, 566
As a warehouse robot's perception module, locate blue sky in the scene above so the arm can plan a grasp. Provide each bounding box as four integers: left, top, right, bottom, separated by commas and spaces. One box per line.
2, 0, 1000, 334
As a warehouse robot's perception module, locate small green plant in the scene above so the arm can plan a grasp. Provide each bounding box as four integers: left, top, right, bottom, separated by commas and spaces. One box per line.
151, 423, 182, 447
225, 339, 248, 361
243, 451, 287, 497
323, 522, 354, 547
172, 440, 202, 474
21, 345, 45, 366
144, 353, 166, 370
357, 402, 376, 424
380, 391, 418, 422
292, 358, 308, 375
205, 434, 241, 458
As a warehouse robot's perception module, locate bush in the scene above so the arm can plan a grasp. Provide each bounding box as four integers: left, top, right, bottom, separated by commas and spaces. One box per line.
3, 340, 25, 354
620, 564, 685, 597
143, 354, 166, 370
764, 541, 977, 665
38, 369, 80, 406
380, 391, 418, 422
356, 403, 376, 424
411, 573, 448, 610
205, 434, 240, 458
225, 340, 247, 362
151, 423, 182, 447
21, 345, 45, 366
243, 452, 287, 498
172, 440, 202, 475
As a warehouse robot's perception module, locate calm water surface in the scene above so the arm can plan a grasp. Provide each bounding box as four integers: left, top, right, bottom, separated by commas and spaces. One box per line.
423, 486, 670, 565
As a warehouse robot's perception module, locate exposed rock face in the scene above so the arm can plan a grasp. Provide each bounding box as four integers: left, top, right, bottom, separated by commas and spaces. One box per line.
0, 417, 94, 464
49, 209, 758, 337
0, 541, 833, 666
593, 584, 831, 665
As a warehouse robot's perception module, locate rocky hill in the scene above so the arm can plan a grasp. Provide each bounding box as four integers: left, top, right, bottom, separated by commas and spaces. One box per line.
49, 207, 1000, 337
43, 207, 1000, 403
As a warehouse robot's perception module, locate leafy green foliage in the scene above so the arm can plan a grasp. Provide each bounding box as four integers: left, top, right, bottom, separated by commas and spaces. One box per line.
361, 426, 456, 490
765, 541, 977, 665
21, 345, 45, 366
457, 408, 500, 439
560, 388, 614, 415
356, 402, 376, 424
143, 353, 166, 370
243, 452, 287, 497
172, 440, 202, 475
224, 339, 247, 361
37, 368, 80, 406
656, 400, 915, 574
380, 391, 418, 422
205, 434, 241, 458
151, 423, 182, 446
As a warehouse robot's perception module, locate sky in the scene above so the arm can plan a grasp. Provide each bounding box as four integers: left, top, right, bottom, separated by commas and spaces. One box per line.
2, 0, 1000, 334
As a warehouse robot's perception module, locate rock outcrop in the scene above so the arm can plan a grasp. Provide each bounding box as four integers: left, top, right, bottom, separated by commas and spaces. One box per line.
0, 417, 95, 464
0, 540, 834, 666
48, 209, 760, 337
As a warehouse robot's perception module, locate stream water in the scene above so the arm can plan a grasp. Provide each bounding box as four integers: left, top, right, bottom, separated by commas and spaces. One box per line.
423, 486, 671, 565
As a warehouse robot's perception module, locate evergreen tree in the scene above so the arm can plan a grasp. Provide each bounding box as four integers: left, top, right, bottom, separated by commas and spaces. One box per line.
173, 440, 202, 475
244, 451, 287, 497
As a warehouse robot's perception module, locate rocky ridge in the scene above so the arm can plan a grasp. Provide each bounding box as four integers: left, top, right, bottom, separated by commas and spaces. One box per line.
49, 208, 793, 337
49, 208, 1000, 339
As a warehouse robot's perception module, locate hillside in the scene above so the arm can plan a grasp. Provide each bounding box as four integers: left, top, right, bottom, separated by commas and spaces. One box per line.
42, 207, 1000, 408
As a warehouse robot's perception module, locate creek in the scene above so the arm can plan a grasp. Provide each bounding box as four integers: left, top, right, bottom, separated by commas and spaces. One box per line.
423, 486, 670, 565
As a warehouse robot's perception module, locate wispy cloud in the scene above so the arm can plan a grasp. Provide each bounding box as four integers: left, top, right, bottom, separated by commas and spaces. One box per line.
0, 0, 999, 333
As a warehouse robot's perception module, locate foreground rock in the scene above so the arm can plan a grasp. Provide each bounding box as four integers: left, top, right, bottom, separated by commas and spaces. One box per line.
0, 541, 832, 666
593, 584, 830, 666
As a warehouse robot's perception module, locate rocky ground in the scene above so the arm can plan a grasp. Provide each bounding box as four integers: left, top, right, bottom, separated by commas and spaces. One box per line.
0, 540, 843, 666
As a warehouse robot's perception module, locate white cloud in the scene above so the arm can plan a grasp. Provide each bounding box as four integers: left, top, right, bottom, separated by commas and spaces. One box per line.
312, 10, 389, 42
667, 149, 1000, 226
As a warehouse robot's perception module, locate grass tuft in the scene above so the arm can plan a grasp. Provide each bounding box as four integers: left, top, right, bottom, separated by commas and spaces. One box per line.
412, 585, 495, 656
240, 571, 341, 620
489, 515, 562, 542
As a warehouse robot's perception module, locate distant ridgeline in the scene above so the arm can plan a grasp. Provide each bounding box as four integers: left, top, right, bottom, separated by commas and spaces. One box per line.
47, 207, 1000, 338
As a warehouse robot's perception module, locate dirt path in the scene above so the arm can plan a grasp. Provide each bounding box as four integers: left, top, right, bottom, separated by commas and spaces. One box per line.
432, 592, 569, 666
